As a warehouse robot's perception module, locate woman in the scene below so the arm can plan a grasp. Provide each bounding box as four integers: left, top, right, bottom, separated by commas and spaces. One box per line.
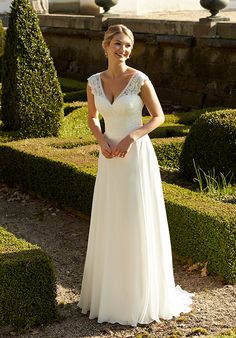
78, 24, 193, 327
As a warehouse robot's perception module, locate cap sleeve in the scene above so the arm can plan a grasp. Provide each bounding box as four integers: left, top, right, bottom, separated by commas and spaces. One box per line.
87, 75, 95, 95
139, 72, 149, 87
87, 73, 103, 97
135, 71, 149, 94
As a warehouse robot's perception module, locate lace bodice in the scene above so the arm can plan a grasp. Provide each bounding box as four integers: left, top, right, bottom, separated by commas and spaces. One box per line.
88, 71, 149, 142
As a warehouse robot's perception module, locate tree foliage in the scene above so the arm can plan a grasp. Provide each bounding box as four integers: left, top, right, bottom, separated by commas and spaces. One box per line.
1, 0, 63, 137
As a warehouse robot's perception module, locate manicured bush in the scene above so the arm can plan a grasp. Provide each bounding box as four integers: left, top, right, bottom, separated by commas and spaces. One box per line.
0, 227, 57, 328
63, 90, 87, 103
58, 77, 86, 93
0, 130, 22, 143
1, 0, 63, 137
149, 123, 189, 138
0, 20, 6, 79
0, 138, 235, 283
152, 137, 184, 169
62, 106, 189, 139
180, 109, 236, 182
59, 107, 95, 140
0, 139, 97, 214
163, 184, 236, 284
163, 107, 223, 126
63, 102, 87, 116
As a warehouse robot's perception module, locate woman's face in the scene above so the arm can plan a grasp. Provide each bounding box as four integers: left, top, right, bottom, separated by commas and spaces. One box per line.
106, 32, 133, 61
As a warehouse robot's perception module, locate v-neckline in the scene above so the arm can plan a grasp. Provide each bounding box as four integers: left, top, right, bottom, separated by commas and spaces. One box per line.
99, 72, 138, 105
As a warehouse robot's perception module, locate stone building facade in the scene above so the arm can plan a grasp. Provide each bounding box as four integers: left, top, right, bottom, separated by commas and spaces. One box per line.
0, 0, 236, 14
39, 15, 236, 109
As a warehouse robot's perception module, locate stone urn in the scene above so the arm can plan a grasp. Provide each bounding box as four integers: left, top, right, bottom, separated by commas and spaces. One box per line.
200, 0, 229, 19
95, 0, 119, 14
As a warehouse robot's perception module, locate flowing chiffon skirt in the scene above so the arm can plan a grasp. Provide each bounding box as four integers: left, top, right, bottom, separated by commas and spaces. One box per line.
78, 135, 193, 326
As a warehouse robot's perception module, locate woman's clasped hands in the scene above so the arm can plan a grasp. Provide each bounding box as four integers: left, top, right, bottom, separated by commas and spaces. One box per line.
100, 135, 134, 159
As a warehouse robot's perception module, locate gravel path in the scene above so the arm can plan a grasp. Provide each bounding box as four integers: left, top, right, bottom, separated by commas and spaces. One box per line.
0, 183, 235, 338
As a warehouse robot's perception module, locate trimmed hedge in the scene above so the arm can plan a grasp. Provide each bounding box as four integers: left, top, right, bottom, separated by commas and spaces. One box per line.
0, 227, 57, 328
61, 106, 188, 139
163, 184, 236, 284
63, 90, 87, 103
149, 124, 189, 138
1, 0, 63, 137
58, 78, 87, 103
162, 107, 224, 126
59, 107, 95, 139
58, 77, 86, 92
0, 139, 98, 215
180, 109, 236, 182
0, 138, 235, 283
0, 20, 5, 79
152, 137, 184, 169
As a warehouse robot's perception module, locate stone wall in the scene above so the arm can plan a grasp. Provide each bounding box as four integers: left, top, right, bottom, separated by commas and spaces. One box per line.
39, 15, 236, 109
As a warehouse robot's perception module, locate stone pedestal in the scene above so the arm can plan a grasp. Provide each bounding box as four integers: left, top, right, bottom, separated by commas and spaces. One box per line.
31, 0, 48, 14
80, 0, 99, 14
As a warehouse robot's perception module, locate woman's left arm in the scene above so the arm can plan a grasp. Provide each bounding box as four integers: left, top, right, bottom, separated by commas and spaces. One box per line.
130, 79, 165, 140
112, 80, 165, 157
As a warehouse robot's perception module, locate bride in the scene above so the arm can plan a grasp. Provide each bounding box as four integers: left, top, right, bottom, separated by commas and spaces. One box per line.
78, 24, 193, 327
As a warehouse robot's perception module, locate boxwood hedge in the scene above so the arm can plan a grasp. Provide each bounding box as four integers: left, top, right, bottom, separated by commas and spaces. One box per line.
152, 137, 184, 169
0, 137, 235, 283
1, 0, 63, 137
0, 227, 57, 328
180, 109, 236, 182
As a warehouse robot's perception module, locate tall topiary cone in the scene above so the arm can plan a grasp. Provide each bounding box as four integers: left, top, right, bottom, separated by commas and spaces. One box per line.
1, 0, 63, 137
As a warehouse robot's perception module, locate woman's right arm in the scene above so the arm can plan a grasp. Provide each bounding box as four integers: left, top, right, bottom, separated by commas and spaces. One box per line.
87, 84, 112, 159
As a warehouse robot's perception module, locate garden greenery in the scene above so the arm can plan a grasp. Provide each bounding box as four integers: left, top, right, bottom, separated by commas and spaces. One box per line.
180, 109, 236, 182
0, 71, 236, 329
0, 20, 5, 79
0, 227, 57, 328
193, 160, 235, 198
1, 0, 63, 137
0, 136, 235, 284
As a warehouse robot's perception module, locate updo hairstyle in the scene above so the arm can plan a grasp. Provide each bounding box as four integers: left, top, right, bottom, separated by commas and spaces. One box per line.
102, 24, 134, 51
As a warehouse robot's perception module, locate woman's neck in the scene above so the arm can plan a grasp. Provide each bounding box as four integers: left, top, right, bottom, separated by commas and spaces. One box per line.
106, 61, 129, 79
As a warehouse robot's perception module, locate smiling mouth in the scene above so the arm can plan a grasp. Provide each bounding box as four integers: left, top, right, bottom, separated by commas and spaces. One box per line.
115, 53, 126, 57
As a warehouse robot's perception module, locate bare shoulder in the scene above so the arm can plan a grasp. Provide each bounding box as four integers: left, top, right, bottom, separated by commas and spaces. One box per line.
127, 66, 139, 75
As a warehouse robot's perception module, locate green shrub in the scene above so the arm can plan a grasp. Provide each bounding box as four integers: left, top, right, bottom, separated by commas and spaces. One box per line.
152, 137, 184, 169
163, 183, 236, 284
58, 77, 86, 93
59, 78, 87, 102
163, 107, 223, 126
0, 130, 23, 143
0, 139, 97, 215
62, 107, 189, 139
59, 107, 95, 140
63, 90, 87, 103
150, 124, 189, 138
143, 116, 190, 138
1, 0, 63, 137
0, 227, 57, 328
180, 109, 236, 182
0, 20, 6, 79
63, 101, 87, 116
0, 138, 235, 283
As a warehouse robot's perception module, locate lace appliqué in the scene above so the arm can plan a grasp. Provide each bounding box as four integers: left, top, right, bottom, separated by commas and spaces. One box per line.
122, 72, 149, 96
88, 74, 103, 96
88, 72, 149, 98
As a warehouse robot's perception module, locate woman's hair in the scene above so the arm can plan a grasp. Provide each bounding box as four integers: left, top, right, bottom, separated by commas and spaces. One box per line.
102, 24, 134, 50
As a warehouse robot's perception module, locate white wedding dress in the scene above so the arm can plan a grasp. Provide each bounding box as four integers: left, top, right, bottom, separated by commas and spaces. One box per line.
78, 71, 193, 326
